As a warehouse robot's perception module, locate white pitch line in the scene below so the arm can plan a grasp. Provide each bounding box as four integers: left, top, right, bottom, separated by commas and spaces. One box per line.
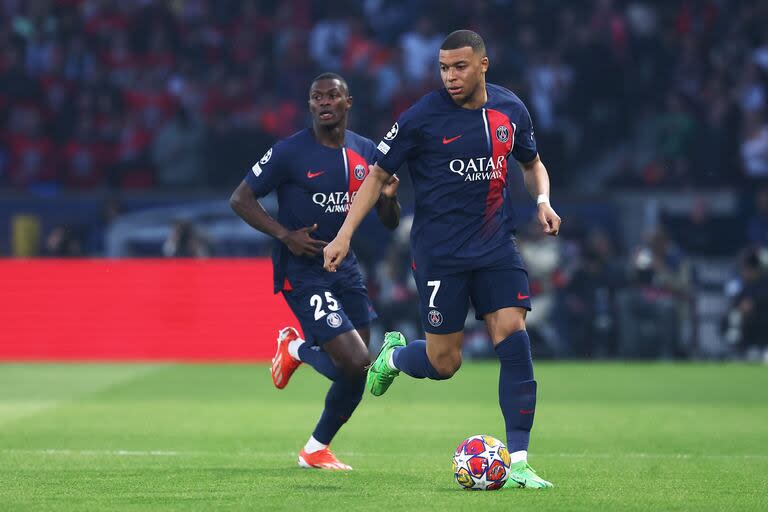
2, 449, 194, 457
1, 449, 767, 460
532, 453, 768, 460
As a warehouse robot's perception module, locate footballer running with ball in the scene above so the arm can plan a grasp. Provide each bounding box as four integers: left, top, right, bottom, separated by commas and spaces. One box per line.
324, 30, 560, 488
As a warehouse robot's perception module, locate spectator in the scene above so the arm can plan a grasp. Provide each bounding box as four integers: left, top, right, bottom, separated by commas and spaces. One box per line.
640, 229, 691, 297
663, 199, 742, 257
45, 225, 83, 257
399, 17, 442, 88
371, 216, 420, 343
162, 220, 211, 258
741, 112, 768, 179
723, 247, 768, 361
62, 115, 108, 188
617, 229, 692, 358
563, 229, 623, 358
0, 0, 767, 192
111, 111, 153, 188
151, 107, 205, 187
747, 187, 768, 247
308, 7, 350, 71
6, 107, 55, 188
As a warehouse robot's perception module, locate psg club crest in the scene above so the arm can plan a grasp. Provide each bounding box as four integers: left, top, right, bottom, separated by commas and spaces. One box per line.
495, 125, 510, 143
354, 164, 366, 181
428, 309, 443, 327
260, 147, 272, 164
327, 312, 343, 328
384, 122, 399, 140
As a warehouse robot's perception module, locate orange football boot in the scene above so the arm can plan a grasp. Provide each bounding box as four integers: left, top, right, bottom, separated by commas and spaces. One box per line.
271, 327, 303, 389
298, 447, 352, 470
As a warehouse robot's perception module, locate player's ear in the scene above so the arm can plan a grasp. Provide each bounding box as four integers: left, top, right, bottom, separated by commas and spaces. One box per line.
480, 56, 489, 73
345, 95, 353, 110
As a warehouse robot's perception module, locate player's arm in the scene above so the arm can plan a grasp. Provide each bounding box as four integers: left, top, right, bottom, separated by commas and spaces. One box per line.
375, 174, 401, 230
229, 181, 326, 257
324, 164, 391, 271
518, 154, 561, 236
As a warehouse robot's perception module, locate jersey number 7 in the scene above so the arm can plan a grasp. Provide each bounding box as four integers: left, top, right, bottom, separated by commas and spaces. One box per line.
427, 280, 441, 308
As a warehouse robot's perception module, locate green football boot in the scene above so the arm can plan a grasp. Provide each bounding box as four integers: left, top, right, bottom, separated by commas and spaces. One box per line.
506, 461, 554, 489
366, 331, 406, 396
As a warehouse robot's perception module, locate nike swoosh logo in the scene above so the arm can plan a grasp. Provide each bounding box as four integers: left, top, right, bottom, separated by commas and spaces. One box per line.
519, 409, 535, 415
307, 171, 325, 179
509, 477, 526, 487
517, 292, 530, 300
442, 135, 462, 144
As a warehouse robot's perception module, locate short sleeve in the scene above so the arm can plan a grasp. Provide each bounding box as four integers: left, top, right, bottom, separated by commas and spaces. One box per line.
375, 107, 421, 174
244, 142, 287, 197
511, 102, 538, 164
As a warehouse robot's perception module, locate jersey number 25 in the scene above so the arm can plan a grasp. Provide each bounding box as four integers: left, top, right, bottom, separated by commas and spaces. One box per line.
310, 292, 340, 321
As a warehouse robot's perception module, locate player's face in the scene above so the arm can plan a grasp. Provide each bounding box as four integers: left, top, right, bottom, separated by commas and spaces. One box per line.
308, 79, 352, 127
439, 47, 489, 104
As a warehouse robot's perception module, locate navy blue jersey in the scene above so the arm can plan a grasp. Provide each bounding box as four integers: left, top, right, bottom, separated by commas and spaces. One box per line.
245, 128, 377, 292
375, 83, 537, 272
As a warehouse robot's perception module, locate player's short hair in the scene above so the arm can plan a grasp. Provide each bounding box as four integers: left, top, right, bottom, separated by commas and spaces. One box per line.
440, 30, 486, 57
310, 72, 350, 96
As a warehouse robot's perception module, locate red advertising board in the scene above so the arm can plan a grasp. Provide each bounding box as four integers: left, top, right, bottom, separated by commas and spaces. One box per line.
0, 259, 294, 361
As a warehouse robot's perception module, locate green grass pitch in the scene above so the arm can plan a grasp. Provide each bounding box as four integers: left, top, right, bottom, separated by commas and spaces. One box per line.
1, 362, 767, 511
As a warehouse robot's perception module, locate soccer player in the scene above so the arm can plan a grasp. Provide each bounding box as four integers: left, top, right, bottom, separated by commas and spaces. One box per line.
230, 72, 400, 471
323, 31, 560, 488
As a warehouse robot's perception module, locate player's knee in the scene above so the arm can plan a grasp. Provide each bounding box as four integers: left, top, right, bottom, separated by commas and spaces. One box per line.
432, 353, 462, 378
488, 312, 527, 344
339, 354, 369, 380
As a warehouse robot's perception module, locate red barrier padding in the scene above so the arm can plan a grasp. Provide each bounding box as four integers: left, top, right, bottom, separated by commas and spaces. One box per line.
0, 259, 296, 361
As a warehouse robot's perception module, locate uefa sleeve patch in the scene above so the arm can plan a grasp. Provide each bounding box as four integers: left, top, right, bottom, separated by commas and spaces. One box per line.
377, 141, 390, 155
251, 162, 262, 177
384, 122, 399, 140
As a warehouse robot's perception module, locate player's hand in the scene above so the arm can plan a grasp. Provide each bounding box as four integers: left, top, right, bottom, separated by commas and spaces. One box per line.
538, 203, 561, 236
323, 235, 350, 272
380, 172, 400, 199
279, 224, 328, 257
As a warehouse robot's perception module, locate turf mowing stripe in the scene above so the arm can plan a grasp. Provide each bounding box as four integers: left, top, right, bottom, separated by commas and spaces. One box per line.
3, 449, 767, 459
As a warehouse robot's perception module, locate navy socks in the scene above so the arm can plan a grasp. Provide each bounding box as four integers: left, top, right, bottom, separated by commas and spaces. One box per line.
296, 342, 364, 445
495, 330, 537, 453
383, 330, 537, 453
392, 340, 450, 380
298, 343, 341, 381
311, 375, 365, 445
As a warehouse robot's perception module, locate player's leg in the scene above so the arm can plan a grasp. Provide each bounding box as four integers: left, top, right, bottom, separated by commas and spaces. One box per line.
275, 289, 346, 386
367, 271, 470, 395
323, 329, 369, 378
394, 330, 464, 378
270, 326, 306, 389
485, 307, 552, 488
473, 264, 553, 488
299, 329, 367, 470
356, 326, 371, 346
271, 325, 343, 388
297, 280, 375, 470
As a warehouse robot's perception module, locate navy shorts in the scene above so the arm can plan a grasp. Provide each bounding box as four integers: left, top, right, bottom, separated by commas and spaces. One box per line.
282, 274, 377, 346
413, 254, 531, 334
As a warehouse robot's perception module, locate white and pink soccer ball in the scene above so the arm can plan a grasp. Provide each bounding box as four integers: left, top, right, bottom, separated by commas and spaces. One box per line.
452, 434, 511, 490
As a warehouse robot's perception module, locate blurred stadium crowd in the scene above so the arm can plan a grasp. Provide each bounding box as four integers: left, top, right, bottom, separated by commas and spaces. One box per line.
1, 0, 768, 360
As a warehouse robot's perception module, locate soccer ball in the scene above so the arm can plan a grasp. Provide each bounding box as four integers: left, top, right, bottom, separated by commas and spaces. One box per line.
452, 434, 511, 490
